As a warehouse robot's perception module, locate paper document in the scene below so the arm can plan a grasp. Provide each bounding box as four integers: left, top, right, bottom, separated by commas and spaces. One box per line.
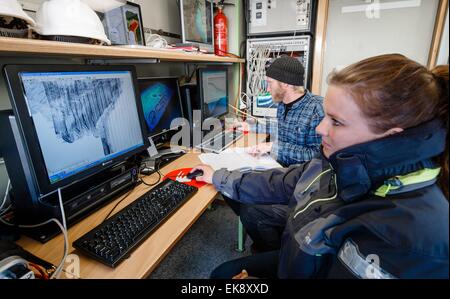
199, 147, 282, 171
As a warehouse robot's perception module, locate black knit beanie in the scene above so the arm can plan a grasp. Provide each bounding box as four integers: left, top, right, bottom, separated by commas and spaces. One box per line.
266, 55, 305, 87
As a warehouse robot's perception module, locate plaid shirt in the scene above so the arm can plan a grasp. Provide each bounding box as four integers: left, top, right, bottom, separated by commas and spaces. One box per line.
271, 91, 324, 166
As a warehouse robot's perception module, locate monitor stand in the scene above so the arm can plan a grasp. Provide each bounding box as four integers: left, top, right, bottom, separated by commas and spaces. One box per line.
142, 138, 186, 173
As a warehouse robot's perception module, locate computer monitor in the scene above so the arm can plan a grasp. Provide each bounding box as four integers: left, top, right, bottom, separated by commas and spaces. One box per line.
252, 93, 279, 118
137, 77, 184, 146
2, 64, 149, 197
179, 0, 214, 53
198, 67, 229, 121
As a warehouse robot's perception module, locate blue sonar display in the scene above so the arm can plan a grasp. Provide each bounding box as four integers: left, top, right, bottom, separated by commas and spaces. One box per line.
257, 93, 278, 109
138, 78, 183, 137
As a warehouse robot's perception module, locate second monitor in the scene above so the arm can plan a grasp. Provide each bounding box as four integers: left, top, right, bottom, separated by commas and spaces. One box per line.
196, 67, 244, 153
198, 67, 229, 122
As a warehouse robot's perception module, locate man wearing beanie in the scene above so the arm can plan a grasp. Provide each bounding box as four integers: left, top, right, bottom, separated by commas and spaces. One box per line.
248, 55, 324, 167
226, 55, 324, 253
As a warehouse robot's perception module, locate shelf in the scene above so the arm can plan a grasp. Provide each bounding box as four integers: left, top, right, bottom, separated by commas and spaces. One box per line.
0, 37, 245, 64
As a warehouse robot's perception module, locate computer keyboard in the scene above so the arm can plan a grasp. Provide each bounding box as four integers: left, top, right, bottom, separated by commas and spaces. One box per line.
72, 179, 198, 268
196, 130, 244, 153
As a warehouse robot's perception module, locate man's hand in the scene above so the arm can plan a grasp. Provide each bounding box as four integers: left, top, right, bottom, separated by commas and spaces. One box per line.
247, 142, 273, 157
190, 165, 215, 184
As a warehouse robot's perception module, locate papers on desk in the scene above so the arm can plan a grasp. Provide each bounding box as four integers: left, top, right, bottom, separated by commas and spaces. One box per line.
199, 147, 282, 172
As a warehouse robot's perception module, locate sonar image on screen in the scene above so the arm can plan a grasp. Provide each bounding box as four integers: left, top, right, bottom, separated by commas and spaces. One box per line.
20, 71, 145, 184
141, 82, 173, 131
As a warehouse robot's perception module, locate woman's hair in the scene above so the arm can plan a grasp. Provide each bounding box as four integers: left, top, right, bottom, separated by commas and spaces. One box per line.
328, 54, 449, 198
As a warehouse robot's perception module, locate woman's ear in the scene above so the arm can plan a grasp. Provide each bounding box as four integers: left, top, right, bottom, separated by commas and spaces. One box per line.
383, 127, 404, 137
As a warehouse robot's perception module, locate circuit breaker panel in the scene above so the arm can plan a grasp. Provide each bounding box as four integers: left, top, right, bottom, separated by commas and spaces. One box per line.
247, 0, 316, 36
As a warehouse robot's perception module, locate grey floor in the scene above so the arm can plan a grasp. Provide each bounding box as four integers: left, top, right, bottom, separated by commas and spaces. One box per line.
148, 199, 251, 279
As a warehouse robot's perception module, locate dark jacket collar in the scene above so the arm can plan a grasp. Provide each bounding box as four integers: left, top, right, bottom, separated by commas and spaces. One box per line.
280, 90, 311, 110
326, 119, 447, 203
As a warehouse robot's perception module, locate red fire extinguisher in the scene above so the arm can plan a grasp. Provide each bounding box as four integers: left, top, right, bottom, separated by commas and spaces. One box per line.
214, 3, 228, 56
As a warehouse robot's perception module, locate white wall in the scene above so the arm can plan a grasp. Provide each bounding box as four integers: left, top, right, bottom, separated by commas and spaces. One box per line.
437, 7, 449, 65
320, 0, 440, 96
18, 0, 43, 11
223, 1, 245, 56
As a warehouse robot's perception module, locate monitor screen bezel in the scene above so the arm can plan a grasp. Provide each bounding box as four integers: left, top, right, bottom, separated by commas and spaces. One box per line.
137, 76, 185, 139
179, 0, 214, 52
3, 64, 149, 195
197, 66, 229, 121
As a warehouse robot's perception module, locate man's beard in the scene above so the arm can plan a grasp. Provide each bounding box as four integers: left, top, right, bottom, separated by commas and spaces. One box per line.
271, 90, 285, 103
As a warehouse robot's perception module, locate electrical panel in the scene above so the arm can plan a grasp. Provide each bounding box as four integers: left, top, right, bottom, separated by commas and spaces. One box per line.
247, 0, 316, 37
246, 35, 312, 118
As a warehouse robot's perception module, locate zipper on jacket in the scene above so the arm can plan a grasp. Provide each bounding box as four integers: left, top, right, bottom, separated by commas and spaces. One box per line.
294, 171, 338, 219
301, 169, 332, 195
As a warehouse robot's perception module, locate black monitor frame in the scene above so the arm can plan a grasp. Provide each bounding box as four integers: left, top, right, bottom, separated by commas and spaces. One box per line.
137, 76, 185, 144
197, 66, 229, 122
138, 76, 186, 147
3, 64, 149, 196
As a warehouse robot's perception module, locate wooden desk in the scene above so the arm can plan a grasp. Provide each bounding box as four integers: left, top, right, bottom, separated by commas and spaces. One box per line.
16, 133, 266, 279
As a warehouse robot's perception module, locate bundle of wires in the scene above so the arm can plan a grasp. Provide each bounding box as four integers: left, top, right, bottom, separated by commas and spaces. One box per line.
247, 45, 272, 99
0, 182, 68, 279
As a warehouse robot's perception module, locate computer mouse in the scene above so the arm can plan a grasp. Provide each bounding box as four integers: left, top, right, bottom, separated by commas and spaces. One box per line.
187, 169, 204, 180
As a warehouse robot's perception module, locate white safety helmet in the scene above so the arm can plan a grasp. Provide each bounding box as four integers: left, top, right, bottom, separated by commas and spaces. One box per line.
0, 0, 36, 26
34, 0, 111, 45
